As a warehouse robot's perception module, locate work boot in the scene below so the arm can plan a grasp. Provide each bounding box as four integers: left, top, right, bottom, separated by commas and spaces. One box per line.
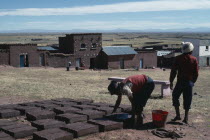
171, 116, 181, 121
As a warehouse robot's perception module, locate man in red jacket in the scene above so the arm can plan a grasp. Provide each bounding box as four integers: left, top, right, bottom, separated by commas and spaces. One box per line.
170, 42, 199, 124
108, 75, 155, 128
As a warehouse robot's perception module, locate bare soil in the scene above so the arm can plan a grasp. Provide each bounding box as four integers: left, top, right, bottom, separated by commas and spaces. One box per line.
0, 66, 210, 140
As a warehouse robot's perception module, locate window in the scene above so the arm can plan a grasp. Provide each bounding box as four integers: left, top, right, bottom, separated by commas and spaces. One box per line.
80, 43, 86, 49
91, 43, 97, 49
206, 46, 209, 51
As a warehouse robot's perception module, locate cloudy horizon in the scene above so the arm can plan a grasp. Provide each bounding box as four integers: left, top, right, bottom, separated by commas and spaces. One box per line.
0, 0, 210, 32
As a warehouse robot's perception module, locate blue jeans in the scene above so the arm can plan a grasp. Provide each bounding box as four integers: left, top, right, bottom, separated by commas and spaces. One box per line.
172, 80, 194, 110
133, 77, 155, 108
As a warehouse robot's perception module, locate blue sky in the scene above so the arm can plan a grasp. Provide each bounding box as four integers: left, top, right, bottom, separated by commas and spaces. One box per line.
0, 0, 210, 31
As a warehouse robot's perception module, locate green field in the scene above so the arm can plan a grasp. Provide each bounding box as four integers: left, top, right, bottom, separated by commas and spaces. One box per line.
1, 32, 210, 48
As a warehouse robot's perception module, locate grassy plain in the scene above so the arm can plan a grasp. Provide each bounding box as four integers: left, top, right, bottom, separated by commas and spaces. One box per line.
1, 32, 210, 48
0, 67, 209, 139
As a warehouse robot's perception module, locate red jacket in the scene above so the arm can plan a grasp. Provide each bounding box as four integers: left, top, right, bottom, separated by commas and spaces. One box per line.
170, 54, 199, 83
122, 75, 147, 93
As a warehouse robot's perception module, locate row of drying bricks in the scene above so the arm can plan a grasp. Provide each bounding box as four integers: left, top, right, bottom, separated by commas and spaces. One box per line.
0, 98, 132, 140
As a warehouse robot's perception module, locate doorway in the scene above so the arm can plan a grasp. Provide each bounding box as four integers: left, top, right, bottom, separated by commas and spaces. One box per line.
20, 54, 29, 67
120, 59, 124, 69
40, 53, 45, 66
90, 58, 95, 69
139, 59, 143, 69
207, 57, 209, 66
76, 58, 81, 67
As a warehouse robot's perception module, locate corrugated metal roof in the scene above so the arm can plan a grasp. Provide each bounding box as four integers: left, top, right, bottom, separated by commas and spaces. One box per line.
200, 40, 210, 46
37, 46, 58, 51
102, 46, 137, 56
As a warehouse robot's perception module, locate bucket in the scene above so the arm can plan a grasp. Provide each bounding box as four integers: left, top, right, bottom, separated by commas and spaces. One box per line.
152, 110, 168, 128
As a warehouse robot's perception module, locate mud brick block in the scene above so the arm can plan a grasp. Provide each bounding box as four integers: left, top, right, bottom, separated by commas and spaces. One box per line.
53, 107, 81, 114
72, 105, 97, 110
73, 99, 94, 105
53, 102, 78, 107
0, 132, 15, 140
0, 104, 19, 110
105, 113, 132, 128
33, 128, 73, 140
60, 122, 99, 138
93, 107, 121, 115
14, 106, 41, 115
31, 119, 65, 131
18, 101, 37, 106
39, 104, 61, 111
0, 109, 21, 118
26, 110, 56, 121
0, 137, 15, 140
75, 110, 105, 120
35, 100, 56, 104
88, 118, 123, 132
55, 113, 87, 124
87, 102, 113, 107
0, 120, 16, 129
51, 98, 76, 102
110, 104, 132, 113
1, 124, 37, 139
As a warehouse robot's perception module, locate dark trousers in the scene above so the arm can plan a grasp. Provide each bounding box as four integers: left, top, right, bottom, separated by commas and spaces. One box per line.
172, 80, 194, 110
133, 77, 155, 110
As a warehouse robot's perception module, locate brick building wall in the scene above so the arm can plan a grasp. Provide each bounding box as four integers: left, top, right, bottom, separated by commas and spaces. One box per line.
96, 50, 157, 69
46, 54, 74, 67
9, 44, 39, 67
0, 52, 9, 65
136, 51, 157, 68
59, 33, 102, 68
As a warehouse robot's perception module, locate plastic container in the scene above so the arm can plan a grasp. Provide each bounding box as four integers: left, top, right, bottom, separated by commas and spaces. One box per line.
152, 110, 168, 128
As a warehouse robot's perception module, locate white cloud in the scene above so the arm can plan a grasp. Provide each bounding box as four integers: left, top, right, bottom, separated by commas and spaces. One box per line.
0, 0, 210, 16
20, 20, 210, 30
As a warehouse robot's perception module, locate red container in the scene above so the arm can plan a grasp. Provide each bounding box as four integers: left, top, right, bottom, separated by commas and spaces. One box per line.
152, 110, 168, 128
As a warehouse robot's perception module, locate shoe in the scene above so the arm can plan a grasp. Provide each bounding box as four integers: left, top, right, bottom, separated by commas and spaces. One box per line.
171, 116, 181, 121
182, 119, 188, 124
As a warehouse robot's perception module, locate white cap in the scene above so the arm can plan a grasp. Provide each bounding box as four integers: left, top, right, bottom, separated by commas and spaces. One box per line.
182, 42, 194, 53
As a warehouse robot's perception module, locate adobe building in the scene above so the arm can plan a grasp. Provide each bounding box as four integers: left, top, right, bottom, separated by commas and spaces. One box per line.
0, 44, 44, 67
96, 46, 157, 69
59, 33, 102, 68
0, 33, 157, 69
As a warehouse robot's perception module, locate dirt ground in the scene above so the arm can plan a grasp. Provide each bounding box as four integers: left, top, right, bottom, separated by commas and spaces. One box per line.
0, 66, 210, 140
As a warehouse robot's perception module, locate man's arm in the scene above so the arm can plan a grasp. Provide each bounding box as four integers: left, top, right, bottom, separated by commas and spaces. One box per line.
112, 94, 122, 113
122, 83, 133, 103
192, 59, 199, 83
169, 59, 178, 90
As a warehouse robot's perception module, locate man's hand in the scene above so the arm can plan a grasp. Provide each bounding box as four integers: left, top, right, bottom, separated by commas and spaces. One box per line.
170, 82, 173, 90
111, 110, 116, 114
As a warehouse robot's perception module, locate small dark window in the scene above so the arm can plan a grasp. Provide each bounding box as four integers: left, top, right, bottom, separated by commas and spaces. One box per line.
81, 43, 86, 49
206, 46, 209, 50
92, 43, 97, 49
